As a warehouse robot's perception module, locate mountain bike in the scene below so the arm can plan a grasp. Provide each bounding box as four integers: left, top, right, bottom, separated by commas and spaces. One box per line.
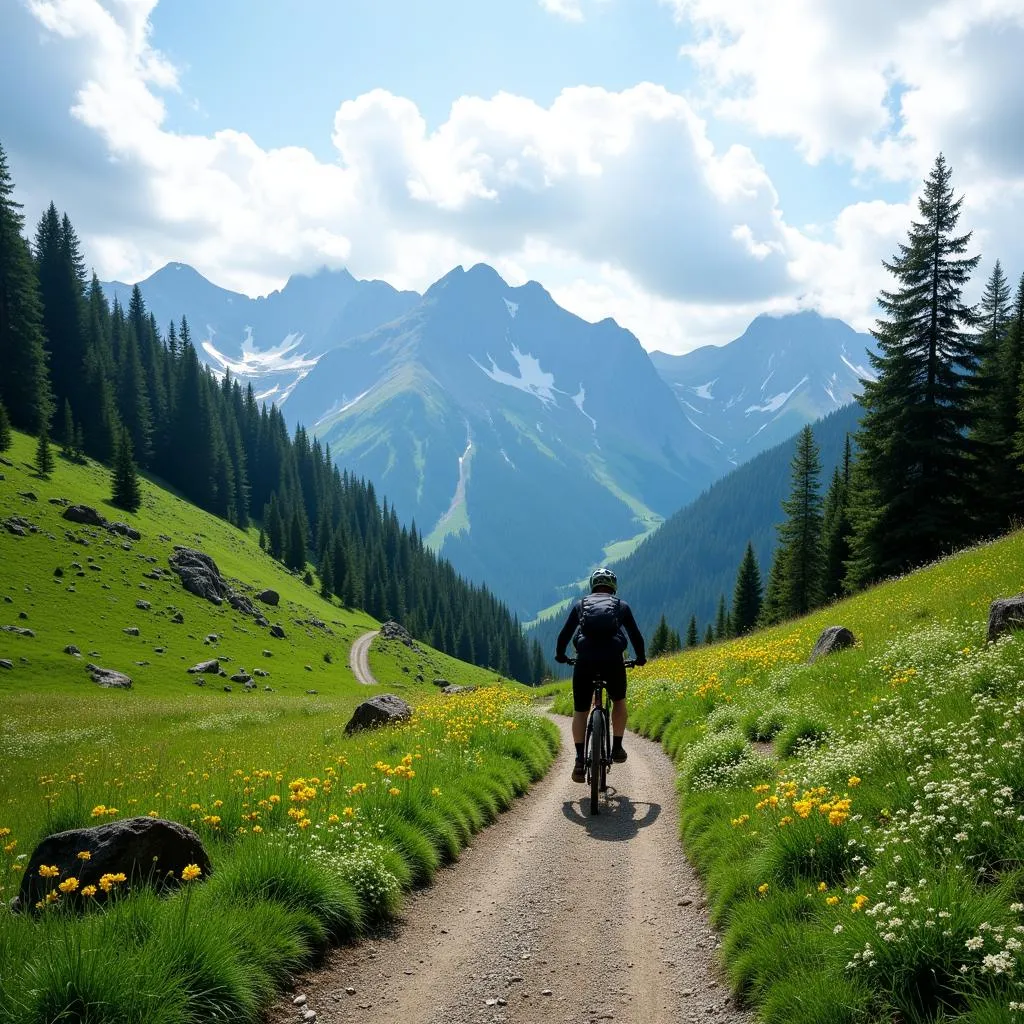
567, 658, 636, 815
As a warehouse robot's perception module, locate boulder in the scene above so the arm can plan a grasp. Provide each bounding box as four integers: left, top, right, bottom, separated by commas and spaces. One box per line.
123, 627, 140, 637
63, 644, 81, 656
135, 600, 151, 611
230, 672, 252, 684
11, 816, 211, 914
432, 678, 451, 688
269, 624, 286, 639
168, 547, 231, 605
0, 659, 12, 670
344, 694, 413, 734
988, 595, 1024, 642
187, 659, 219, 675
53, 566, 64, 577
87, 664, 133, 689
809, 626, 857, 663
62, 505, 106, 527
1, 625, 34, 637
228, 593, 259, 618
3, 516, 31, 537
255, 589, 279, 606
441, 684, 477, 695
379, 620, 414, 645
107, 522, 141, 541
171, 611, 185, 624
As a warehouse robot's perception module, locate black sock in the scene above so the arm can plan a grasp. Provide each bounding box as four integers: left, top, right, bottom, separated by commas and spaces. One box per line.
612, 736, 624, 750
574, 742, 584, 760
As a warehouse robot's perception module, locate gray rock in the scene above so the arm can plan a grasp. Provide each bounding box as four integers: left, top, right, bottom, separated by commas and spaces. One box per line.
442, 685, 477, 695
135, 600, 151, 611
808, 626, 856, 663
228, 592, 259, 617
1, 625, 34, 637
223, 685, 232, 693
17, 491, 37, 501
123, 627, 140, 637
107, 522, 141, 541
48, 497, 69, 506
0, 659, 12, 670
169, 547, 231, 605
988, 594, 1024, 642
193, 677, 206, 687
53, 566, 64, 578
379, 620, 414, 645
230, 672, 252, 684
253, 668, 268, 677
18, 611, 27, 620
432, 678, 451, 687
171, 611, 185, 624
63, 644, 81, 656
204, 634, 220, 644
255, 589, 279, 606
11, 816, 211, 914
305, 689, 319, 695
187, 659, 219, 675
3, 516, 33, 536
62, 504, 106, 527
270, 624, 286, 639
344, 694, 413, 734
87, 664, 133, 689
262, 649, 272, 657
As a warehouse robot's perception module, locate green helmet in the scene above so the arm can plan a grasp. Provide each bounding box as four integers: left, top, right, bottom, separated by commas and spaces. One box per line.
589, 567, 617, 593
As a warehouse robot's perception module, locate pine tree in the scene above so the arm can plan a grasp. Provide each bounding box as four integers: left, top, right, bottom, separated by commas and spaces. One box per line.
0, 142, 51, 431
650, 614, 670, 658
286, 505, 306, 571
714, 594, 729, 640
686, 615, 698, 647
777, 425, 825, 616
35, 421, 54, 478
759, 546, 787, 627
847, 154, 981, 588
703, 624, 715, 646
319, 554, 334, 600
668, 628, 682, 653
61, 399, 75, 457
0, 399, 11, 452
731, 541, 763, 635
111, 427, 141, 513
821, 436, 853, 601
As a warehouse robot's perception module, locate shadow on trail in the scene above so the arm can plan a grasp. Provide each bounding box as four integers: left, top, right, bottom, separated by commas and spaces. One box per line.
561, 790, 661, 841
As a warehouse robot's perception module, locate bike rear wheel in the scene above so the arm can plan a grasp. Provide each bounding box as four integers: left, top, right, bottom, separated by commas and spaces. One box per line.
588, 709, 604, 814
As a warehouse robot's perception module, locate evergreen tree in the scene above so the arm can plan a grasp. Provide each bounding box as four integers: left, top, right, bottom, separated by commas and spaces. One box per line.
777, 425, 825, 616
0, 142, 50, 431
286, 505, 307, 571
731, 541, 763, 635
0, 399, 10, 452
35, 420, 54, 478
703, 624, 715, 646
667, 628, 682, 653
686, 615, 698, 648
319, 554, 334, 600
60, 399, 76, 458
821, 435, 855, 601
759, 546, 787, 627
530, 639, 547, 686
847, 154, 981, 588
714, 594, 729, 640
650, 614, 671, 657
111, 427, 141, 513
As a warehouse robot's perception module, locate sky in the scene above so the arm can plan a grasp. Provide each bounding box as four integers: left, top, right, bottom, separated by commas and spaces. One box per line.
4, 0, 1024, 353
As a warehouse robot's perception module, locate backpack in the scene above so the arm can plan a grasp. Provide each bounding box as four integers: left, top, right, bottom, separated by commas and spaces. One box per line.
577, 592, 623, 646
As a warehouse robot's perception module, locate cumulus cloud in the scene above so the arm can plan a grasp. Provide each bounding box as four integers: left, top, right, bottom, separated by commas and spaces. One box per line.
539, 0, 585, 21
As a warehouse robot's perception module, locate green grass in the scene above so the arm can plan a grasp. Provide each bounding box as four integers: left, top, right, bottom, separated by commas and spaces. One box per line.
554, 528, 1024, 1019
0, 430, 559, 1023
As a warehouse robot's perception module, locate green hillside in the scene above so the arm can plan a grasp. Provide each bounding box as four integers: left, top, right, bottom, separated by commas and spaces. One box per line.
0, 428, 557, 1023
555, 528, 1024, 1021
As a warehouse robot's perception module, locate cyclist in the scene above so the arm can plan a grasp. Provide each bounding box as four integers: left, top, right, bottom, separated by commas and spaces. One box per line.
554, 567, 646, 783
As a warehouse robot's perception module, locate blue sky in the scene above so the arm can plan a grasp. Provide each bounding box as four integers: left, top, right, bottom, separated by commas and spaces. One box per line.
3, 0, 1024, 352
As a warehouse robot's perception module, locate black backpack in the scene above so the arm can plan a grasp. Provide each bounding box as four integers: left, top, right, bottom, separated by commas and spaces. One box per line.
577, 592, 623, 646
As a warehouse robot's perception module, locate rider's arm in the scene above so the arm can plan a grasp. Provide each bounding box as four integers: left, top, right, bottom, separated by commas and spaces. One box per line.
620, 602, 646, 662
555, 602, 581, 660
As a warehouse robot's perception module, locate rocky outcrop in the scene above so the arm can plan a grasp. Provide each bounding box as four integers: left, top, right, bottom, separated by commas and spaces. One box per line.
87, 664, 133, 689
187, 659, 220, 675
808, 626, 856, 663
168, 548, 231, 605
11, 817, 211, 914
256, 589, 279, 606
344, 694, 413, 734
379, 620, 414, 645
62, 505, 106, 527
988, 595, 1024, 642
442, 684, 477, 695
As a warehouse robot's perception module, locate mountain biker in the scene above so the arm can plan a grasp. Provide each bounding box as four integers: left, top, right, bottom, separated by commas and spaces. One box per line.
554, 567, 646, 783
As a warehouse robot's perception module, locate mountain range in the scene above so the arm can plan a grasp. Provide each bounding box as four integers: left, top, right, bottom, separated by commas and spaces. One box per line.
104, 262, 875, 619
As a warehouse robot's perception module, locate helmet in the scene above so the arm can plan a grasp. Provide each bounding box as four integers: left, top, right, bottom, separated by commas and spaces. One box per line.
589, 567, 617, 593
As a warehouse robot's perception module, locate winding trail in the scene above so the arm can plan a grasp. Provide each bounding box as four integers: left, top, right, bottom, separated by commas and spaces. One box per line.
268, 715, 749, 1024
349, 631, 380, 686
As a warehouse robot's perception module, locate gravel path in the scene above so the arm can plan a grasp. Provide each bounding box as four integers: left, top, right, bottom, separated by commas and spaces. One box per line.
268, 715, 749, 1024
349, 631, 379, 686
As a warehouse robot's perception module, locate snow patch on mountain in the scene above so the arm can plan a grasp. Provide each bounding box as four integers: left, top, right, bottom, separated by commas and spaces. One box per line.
685, 415, 723, 447
692, 380, 716, 400
201, 328, 320, 378
841, 353, 875, 383
500, 448, 516, 469
572, 385, 597, 431
503, 298, 519, 319
745, 376, 809, 415
314, 385, 376, 426
471, 345, 557, 405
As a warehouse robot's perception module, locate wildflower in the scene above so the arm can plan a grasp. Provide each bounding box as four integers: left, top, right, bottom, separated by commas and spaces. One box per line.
757, 883, 769, 896
45, 890, 59, 904
38, 865, 59, 878
848, 776, 861, 787
76, 851, 91, 861
81, 885, 97, 897
327, 814, 340, 824
826, 896, 840, 906
431, 788, 442, 798
818, 882, 828, 892
388, 787, 401, 797
343, 807, 355, 818
851, 895, 869, 912
180, 864, 202, 882
58, 876, 80, 893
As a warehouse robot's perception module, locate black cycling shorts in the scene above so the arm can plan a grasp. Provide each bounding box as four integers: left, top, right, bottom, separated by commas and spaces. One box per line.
572, 659, 627, 713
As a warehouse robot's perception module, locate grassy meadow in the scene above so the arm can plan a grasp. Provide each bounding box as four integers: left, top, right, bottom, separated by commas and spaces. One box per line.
0, 431, 558, 1023
555, 529, 1024, 1021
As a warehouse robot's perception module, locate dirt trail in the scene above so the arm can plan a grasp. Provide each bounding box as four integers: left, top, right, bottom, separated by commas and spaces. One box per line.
349, 631, 379, 686
269, 716, 749, 1024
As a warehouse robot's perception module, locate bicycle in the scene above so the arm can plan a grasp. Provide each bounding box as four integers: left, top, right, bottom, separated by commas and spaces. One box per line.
566, 657, 636, 815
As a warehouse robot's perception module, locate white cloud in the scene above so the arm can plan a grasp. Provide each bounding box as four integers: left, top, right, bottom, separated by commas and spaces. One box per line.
539, 0, 585, 21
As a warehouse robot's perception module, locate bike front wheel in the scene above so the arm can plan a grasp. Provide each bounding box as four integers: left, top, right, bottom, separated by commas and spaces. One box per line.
588, 709, 604, 815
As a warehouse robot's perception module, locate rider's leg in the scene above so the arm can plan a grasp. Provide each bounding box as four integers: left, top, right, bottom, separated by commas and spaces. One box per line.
611, 698, 628, 739
572, 711, 588, 746
570, 664, 590, 782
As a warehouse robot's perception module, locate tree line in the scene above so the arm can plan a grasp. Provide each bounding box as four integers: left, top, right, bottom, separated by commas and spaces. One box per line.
0, 141, 546, 684
670, 154, 1024, 647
